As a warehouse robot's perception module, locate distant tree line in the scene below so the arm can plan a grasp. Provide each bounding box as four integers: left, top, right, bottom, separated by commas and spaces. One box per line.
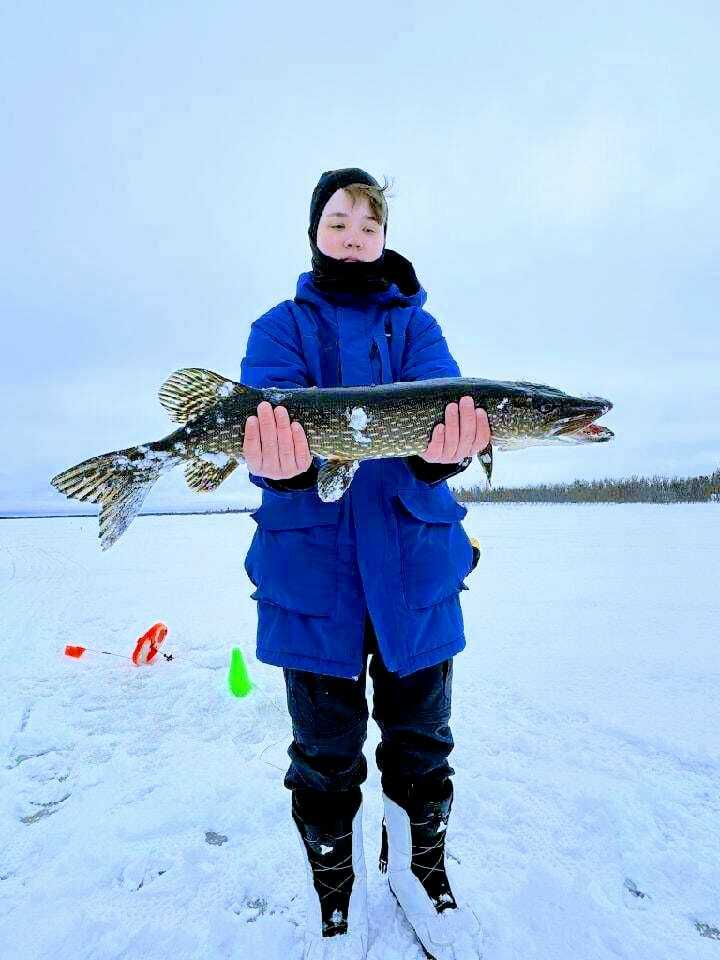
455, 467, 720, 504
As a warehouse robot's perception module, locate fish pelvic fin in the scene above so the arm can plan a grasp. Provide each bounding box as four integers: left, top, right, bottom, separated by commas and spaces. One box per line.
50, 446, 178, 550
317, 459, 360, 502
184, 455, 238, 492
158, 368, 253, 424
477, 442, 493, 487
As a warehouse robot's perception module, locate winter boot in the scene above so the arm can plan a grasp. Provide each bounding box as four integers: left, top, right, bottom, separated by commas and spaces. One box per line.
379, 778, 483, 959
291, 787, 368, 959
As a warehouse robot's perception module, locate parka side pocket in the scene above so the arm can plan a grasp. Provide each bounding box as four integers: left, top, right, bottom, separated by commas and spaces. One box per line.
395, 487, 474, 610
245, 495, 341, 617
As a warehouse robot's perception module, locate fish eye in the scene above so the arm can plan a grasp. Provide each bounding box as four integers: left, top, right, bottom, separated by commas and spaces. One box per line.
539, 403, 553, 413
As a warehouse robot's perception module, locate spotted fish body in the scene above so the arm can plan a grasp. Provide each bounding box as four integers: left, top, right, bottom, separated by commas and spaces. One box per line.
51, 368, 613, 550
255, 379, 613, 460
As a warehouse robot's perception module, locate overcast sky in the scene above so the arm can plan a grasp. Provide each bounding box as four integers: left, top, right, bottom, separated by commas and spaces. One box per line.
1, 1, 718, 514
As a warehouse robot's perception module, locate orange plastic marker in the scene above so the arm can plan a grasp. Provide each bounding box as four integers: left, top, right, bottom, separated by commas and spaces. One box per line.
131, 622, 168, 666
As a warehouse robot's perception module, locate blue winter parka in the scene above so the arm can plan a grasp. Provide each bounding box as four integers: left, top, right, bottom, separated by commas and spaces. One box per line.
240, 271, 475, 679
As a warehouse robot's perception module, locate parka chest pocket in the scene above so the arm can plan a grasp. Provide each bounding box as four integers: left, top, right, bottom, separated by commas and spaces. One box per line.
244, 494, 341, 617
395, 487, 474, 610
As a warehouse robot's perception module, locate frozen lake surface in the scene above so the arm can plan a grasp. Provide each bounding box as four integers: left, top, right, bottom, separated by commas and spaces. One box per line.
1, 504, 718, 959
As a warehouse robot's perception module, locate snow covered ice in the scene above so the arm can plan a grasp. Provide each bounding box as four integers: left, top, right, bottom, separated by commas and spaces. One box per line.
1, 504, 719, 959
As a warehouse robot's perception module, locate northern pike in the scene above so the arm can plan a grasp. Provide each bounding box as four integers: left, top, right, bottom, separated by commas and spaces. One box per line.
50, 368, 613, 549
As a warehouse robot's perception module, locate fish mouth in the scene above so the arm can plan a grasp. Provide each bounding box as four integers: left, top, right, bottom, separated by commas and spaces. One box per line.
551, 397, 613, 441
557, 422, 615, 443
550, 397, 613, 437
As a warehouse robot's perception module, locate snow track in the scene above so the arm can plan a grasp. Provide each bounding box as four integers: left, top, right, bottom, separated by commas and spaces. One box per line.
1, 506, 718, 959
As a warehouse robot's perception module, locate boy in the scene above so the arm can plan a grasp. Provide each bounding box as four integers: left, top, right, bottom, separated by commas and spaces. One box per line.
241, 168, 489, 959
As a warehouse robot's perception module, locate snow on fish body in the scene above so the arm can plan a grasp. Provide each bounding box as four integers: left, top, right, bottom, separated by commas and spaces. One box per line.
50, 368, 613, 550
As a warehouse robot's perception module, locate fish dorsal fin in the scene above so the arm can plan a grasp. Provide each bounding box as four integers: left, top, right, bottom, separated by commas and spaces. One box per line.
159, 368, 244, 423
317, 460, 360, 502
184, 454, 238, 492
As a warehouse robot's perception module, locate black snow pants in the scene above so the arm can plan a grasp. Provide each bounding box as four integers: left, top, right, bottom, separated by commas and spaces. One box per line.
282, 611, 455, 808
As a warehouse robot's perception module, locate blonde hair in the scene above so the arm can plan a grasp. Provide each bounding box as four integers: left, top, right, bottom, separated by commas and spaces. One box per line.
341, 181, 390, 228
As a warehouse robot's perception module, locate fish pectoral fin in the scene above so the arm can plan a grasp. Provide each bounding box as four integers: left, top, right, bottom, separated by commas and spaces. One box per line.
317, 460, 360, 502
184, 455, 238, 492
477, 442, 493, 487
159, 368, 250, 423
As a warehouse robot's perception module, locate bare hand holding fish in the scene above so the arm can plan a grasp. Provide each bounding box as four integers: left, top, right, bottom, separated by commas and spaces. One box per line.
419, 397, 491, 464
243, 401, 314, 481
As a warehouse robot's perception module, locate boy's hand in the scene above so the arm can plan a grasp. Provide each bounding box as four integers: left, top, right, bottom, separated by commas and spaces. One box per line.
419, 396, 491, 464
243, 402, 313, 479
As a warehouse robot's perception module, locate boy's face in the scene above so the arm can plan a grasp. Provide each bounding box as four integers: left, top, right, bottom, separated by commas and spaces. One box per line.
316, 188, 385, 262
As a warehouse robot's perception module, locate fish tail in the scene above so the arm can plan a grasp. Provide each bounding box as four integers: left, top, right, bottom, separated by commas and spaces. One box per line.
50, 444, 177, 550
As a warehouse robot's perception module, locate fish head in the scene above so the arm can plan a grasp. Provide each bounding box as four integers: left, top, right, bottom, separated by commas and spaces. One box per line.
546, 393, 614, 442
491, 383, 613, 447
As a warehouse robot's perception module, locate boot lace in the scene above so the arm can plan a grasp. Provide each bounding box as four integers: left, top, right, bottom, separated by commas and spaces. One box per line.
379, 811, 457, 914
408, 813, 457, 912
302, 827, 356, 937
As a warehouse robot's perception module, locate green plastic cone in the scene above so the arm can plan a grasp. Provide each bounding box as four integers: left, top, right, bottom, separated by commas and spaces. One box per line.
228, 647, 253, 697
